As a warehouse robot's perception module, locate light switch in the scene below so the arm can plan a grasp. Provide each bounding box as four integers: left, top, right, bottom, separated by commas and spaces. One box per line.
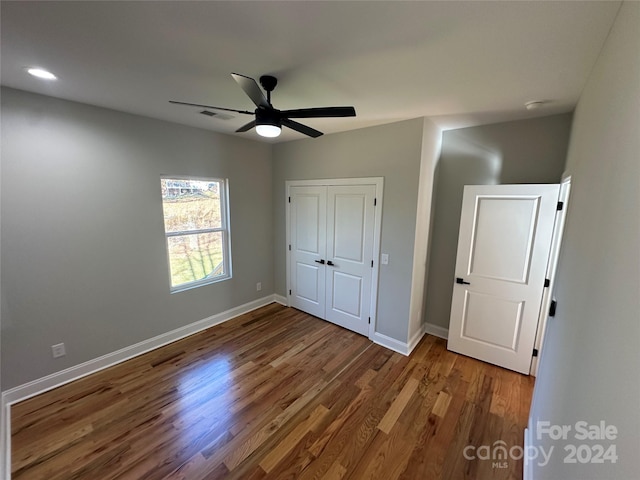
381, 253, 389, 265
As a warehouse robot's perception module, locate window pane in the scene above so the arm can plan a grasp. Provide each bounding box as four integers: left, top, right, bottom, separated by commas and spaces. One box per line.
167, 232, 225, 288
161, 179, 222, 233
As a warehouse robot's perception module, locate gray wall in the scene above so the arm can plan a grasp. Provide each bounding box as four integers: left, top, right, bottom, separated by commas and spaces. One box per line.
424, 113, 572, 329
1, 88, 274, 390
530, 3, 640, 479
273, 118, 424, 342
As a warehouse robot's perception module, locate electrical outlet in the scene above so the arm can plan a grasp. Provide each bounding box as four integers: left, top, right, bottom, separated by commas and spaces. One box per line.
256, 282, 262, 291
51, 343, 66, 358
381, 253, 389, 265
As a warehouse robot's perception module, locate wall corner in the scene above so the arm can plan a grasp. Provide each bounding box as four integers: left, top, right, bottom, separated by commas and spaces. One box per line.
407, 118, 442, 342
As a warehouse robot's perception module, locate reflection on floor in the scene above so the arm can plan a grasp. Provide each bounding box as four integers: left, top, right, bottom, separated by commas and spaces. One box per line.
11, 303, 534, 479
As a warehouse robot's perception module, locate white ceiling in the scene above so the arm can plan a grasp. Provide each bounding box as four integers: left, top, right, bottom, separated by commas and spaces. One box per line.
1, 1, 621, 143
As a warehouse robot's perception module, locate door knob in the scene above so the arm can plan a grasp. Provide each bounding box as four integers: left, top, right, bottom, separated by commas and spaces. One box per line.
315, 259, 325, 264
327, 260, 335, 266
456, 277, 470, 285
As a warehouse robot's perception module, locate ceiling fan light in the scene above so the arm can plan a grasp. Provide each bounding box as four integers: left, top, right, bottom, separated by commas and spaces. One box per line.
256, 124, 281, 138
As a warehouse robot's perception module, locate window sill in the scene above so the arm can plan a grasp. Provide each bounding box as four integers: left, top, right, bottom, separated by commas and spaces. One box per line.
170, 274, 231, 294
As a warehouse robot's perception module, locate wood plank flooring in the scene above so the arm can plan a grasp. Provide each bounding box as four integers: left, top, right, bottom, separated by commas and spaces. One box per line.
11, 303, 534, 479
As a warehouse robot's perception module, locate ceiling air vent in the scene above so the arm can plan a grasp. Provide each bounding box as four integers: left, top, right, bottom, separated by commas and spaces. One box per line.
199, 110, 233, 120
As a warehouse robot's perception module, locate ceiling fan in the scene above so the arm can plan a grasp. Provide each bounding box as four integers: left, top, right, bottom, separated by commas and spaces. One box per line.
170, 73, 356, 138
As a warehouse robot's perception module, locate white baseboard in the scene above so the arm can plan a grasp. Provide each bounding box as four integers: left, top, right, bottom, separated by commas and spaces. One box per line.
372, 331, 411, 355
524, 427, 532, 480
423, 322, 449, 340
1, 396, 8, 480
2, 294, 281, 407
407, 326, 427, 354
372, 329, 426, 356
273, 294, 288, 306
372, 324, 438, 357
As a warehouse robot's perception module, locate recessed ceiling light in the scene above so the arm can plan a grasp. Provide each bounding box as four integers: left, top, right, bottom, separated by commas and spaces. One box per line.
26, 68, 57, 80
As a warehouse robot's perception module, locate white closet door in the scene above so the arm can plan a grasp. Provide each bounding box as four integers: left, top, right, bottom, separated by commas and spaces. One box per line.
324, 185, 376, 335
288, 181, 378, 337
290, 186, 326, 319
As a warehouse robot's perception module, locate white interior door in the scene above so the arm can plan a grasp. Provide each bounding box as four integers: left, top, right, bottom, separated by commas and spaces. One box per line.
290, 186, 326, 319
447, 184, 560, 374
325, 185, 376, 335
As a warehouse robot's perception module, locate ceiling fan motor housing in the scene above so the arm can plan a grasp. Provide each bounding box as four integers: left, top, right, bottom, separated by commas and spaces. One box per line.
256, 106, 281, 127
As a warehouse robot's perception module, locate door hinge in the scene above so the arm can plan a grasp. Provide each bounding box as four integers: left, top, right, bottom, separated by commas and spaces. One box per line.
371, 260, 374, 267
557, 201, 564, 211
288, 196, 291, 203
532, 348, 539, 357
289, 244, 291, 251
374, 198, 377, 206
289, 289, 292, 295
544, 278, 550, 288
368, 317, 371, 324
549, 300, 557, 317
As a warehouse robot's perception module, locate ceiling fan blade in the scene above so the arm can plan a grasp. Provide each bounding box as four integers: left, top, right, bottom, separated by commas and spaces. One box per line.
169, 101, 252, 115
231, 73, 270, 108
236, 120, 257, 133
282, 118, 323, 138
280, 106, 356, 119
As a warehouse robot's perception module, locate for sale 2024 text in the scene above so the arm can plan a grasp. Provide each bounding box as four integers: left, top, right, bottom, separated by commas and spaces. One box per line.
537, 420, 618, 465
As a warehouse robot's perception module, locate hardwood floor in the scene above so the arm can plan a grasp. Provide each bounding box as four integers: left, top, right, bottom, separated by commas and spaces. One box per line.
11, 303, 534, 479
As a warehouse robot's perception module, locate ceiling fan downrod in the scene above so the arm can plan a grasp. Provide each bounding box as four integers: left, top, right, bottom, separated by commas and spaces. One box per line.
259, 75, 278, 105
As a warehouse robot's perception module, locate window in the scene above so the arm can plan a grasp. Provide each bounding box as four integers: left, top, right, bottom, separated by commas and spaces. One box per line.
160, 177, 231, 292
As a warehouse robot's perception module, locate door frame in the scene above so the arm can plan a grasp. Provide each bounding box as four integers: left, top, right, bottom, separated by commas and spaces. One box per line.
286, 177, 384, 339
530, 175, 571, 376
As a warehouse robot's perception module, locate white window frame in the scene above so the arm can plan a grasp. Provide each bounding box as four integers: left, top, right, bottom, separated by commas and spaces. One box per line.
161, 175, 232, 293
